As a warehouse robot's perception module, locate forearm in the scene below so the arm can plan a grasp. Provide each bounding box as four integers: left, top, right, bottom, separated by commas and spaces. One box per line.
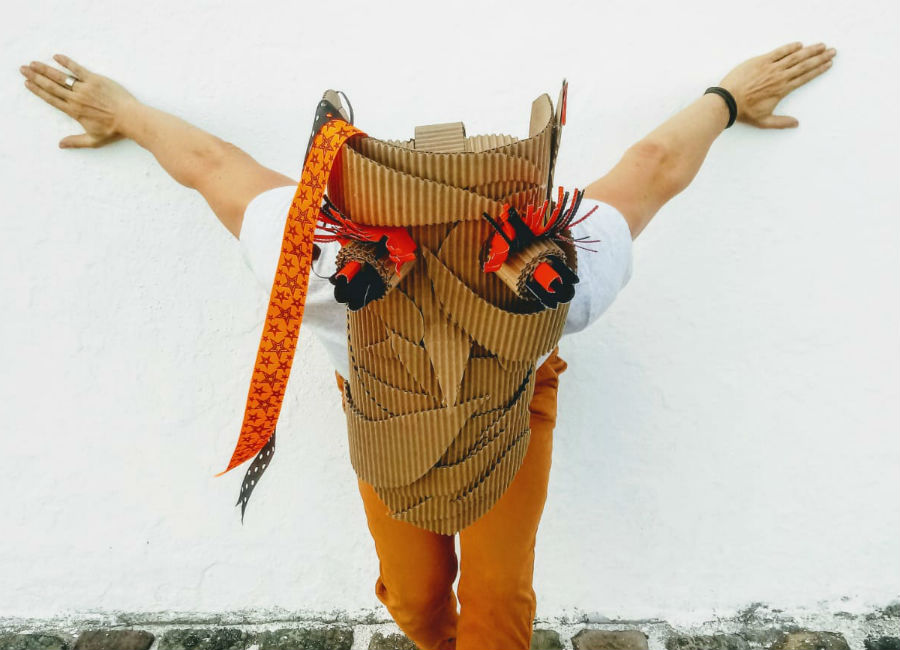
115, 100, 296, 239
641, 92, 731, 196
118, 100, 227, 190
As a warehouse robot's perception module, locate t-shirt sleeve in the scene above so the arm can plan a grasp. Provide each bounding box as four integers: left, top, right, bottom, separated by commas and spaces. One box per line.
238, 185, 296, 291
562, 197, 635, 335
238, 185, 341, 291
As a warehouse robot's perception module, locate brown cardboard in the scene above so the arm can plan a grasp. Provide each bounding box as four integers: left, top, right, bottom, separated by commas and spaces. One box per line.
331, 83, 571, 534
414, 122, 467, 153
422, 247, 569, 362
494, 237, 568, 299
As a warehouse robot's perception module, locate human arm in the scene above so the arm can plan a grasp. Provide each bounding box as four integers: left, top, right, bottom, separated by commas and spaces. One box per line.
583, 41, 837, 240
19, 54, 294, 240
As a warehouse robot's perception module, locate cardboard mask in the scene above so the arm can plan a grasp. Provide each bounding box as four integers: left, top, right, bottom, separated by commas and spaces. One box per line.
218, 82, 593, 534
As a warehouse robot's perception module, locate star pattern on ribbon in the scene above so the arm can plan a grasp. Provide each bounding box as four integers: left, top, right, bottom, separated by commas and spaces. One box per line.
215, 119, 365, 480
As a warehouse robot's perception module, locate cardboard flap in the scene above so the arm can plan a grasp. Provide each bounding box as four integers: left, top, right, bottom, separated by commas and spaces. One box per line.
546, 78, 568, 198
388, 331, 440, 397
414, 122, 467, 153
352, 344, 427, 393
344, 391, 486, 487
390, 425, 531, 528
417, 246, 471, 407
529, 94, 553, 138
340, 151, 503, 226
421, 375, 535, 496
439, 364, 534, 468
357, 362, 439, 416
353, 139, 544, 187
371, 287, 425, 344
458, 356, 525, 406
422, 248, 569, 362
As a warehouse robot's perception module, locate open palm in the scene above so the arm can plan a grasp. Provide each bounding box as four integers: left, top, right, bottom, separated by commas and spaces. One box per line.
20, 54, 138, 148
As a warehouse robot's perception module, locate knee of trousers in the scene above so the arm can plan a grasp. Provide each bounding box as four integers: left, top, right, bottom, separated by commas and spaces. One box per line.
374, 565, 458, 616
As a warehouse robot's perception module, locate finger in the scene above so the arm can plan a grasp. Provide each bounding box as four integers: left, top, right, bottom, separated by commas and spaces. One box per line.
769, 41, 803, 62
23, 79, 76, 116
785, 48, 835, 81
22, 63, 73, 103
26, 60, 74, 90
59, 133, 98, 149
758, 114, 799, 129
778, 43, 826, 71
52, 53, 90, 79
785, 59, 834, 92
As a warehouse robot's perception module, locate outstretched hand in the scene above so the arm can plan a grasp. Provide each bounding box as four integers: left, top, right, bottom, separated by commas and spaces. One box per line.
719, 42, 836, 129
19, 54, 139, 148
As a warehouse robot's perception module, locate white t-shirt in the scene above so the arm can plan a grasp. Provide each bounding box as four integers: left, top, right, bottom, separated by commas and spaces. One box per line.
238, 185, 634, 379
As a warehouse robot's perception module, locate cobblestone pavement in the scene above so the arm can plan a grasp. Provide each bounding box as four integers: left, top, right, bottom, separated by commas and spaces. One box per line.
1, 601, 898, 650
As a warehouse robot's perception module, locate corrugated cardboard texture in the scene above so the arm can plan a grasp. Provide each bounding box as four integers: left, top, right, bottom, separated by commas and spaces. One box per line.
414, 122, 467, 153
333, 88, 572, 534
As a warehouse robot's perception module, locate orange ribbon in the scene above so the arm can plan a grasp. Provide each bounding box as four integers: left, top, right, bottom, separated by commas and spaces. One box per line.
215, 118, 364, 477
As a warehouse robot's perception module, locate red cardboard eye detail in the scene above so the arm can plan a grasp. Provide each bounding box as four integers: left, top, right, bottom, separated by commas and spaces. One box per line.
481, 186, 594, 308
336, 260, 362, 282
316, 196, 417, 275
533, 262, 560, 293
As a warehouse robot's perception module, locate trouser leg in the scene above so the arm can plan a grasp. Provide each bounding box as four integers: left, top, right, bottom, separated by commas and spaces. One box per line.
455, 349, 567, 650
356, 477, 460, 650
339, 371, 459, 650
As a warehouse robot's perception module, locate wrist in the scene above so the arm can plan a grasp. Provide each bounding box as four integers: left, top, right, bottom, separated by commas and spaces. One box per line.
115, 99, 148, 141
704, 86, 738, 129
715, 83, 745, 121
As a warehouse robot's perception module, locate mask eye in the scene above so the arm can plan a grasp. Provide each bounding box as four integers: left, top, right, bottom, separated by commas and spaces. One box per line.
317, 196, 417, 310
481, 187, 590, 310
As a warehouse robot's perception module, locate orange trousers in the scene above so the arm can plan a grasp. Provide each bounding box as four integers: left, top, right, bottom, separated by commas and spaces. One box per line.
336, 348, 567, 650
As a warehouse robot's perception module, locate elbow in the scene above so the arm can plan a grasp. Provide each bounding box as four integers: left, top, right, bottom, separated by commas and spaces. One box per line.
628, 139, 669, 166
627, 139, 681, 200
185, 138, 238, 190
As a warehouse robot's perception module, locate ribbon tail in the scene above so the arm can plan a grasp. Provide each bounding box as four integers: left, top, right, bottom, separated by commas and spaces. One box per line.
233, 428, 277, 523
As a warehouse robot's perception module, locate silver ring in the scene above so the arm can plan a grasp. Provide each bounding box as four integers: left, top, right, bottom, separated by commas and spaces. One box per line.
64, 75, 79, 90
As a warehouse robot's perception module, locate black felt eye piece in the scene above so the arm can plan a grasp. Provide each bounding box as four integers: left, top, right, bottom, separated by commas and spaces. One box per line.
330, 262, 387, 311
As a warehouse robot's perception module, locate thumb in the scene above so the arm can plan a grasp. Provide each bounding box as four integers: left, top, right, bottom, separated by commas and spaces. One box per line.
758, 114, 799, 129
59, 133, 97, 149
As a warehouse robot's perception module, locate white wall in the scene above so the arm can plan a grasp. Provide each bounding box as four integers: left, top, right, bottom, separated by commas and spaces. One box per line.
2, 0, 897, 624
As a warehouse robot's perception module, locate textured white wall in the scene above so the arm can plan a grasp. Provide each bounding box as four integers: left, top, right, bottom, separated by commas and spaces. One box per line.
2, 0, 898, 624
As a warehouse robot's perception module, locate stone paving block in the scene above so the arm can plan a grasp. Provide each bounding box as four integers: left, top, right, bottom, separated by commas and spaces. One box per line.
665, 633, 750, 650
740, 629, 797, 648
770, 631, 850, 650
531, 628, 564, 649
864, 637, 900, 650
367, 631, 417, 650
256, 627, 353, 650
158, 628, 251, 650
73, 630, 154, 650
572, 629, 649, 650
0, 634, 70, 650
